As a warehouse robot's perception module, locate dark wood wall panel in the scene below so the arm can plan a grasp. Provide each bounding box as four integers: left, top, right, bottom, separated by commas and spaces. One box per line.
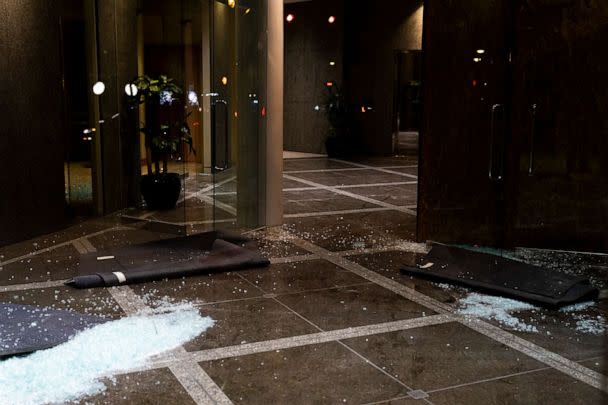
0, 1, 66, 246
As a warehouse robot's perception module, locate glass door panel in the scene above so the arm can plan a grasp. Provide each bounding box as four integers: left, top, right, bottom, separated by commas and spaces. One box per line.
418, 0, 512, 246
210, 0, 262, 230
506, 0, 608, 252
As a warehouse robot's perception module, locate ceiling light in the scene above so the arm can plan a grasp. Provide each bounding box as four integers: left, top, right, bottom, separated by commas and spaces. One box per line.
228, 0, 236, 9
286, 14, 295, 23
124, 83, 138, 97
328, 16, 336, 24
92, 81, 105, 95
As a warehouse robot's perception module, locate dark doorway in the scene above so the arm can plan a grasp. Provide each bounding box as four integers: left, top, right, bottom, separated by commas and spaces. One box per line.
393, 50, 422, 156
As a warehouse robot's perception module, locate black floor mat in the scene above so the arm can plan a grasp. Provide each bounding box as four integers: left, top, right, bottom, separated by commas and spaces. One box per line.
0, 304, 108, 358
66, 230, 270, 289
400, 244, 599, 308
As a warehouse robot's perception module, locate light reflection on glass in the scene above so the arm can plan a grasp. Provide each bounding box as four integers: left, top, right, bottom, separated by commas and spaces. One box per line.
160, 91, 174, 105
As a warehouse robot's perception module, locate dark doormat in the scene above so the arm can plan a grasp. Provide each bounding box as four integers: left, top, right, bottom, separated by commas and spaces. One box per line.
66, 230, 270, 289
0, 304, 108, 358
400, 244, 599, 308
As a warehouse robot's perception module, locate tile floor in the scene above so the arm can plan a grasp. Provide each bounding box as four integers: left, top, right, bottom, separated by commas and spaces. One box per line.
1, 156, 607, 404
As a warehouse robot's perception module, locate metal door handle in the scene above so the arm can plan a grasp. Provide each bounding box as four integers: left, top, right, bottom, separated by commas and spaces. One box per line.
212, 99, 229, 172
528, 103, 537, 176
489, 103, 504, 180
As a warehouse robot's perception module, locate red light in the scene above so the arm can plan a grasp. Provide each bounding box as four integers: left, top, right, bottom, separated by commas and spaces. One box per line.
361, 106, 366, 113
326, 81, 334, 87
261, 106, 267, 117
286, 14, 295, 23
472, 79, 478, 87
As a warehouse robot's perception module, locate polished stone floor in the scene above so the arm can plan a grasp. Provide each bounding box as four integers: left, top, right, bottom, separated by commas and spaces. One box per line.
1, 156, 607, 404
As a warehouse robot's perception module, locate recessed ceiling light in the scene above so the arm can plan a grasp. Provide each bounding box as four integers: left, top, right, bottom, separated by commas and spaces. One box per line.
92, 81, 105, 95
124, 83, 138, 97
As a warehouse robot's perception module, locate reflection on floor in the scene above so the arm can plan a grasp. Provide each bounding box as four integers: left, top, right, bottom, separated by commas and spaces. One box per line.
2, 156, 607, 404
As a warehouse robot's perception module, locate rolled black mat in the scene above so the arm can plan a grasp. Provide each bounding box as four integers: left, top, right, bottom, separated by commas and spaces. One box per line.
0, 304, 108, 358
66, 230, 270, 289
400, 244, 599, 308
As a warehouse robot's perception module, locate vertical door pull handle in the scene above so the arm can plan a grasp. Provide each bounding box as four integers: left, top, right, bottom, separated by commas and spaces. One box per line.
489, 103, 504, 180
528, 103, 537, 176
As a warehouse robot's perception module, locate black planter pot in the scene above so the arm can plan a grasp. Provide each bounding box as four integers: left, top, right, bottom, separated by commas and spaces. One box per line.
141, 173, 182, 210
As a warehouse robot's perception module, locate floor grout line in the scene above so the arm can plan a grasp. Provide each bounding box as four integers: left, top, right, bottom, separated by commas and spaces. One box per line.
83, 236, 232, 405
0, 243, 426, 293
197, 194, 237, 216
0, 279, 69, 293
329, 159, 419, 179
333, 181, 418, 189
191, 281, 374, 309
285, 207, 396, 219
284, 167, 384, 174
283, 181, 417, 193
274, 228, 608, 393
71, 240, 88, 255
233, 273, 430, 398
426, 353, 607, 396
283, 174, 417, 216
269, 254, 320, 264
283, 166, 417, 175
426, 366, 553, 395
188, 316, 455, 363
0, 226, 132, 267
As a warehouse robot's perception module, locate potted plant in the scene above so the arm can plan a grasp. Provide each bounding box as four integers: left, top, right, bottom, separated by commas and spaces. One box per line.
128, 75, 195, 210
322, 83, 352, 158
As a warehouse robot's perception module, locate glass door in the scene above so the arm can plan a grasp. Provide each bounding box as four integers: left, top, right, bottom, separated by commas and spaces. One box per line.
506, 0, 608, 252
209, 0, 263, 230
418, 0, 512, 246
420, 0, 607, 255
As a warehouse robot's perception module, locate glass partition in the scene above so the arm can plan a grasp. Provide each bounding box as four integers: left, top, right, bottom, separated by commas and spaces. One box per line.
58, 0, 267, 237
